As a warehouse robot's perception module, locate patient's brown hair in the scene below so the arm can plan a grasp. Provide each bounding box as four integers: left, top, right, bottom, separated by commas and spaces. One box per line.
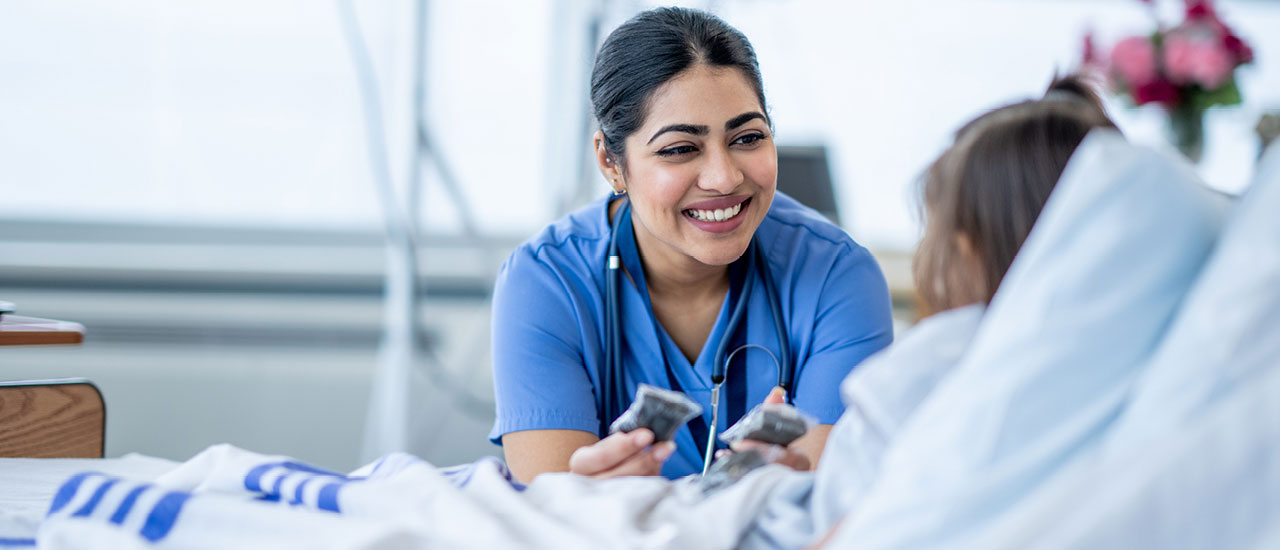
914, 75, 1118, 317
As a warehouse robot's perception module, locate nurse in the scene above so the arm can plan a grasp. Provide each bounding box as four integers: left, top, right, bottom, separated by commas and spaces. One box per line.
489, 7, 893, 482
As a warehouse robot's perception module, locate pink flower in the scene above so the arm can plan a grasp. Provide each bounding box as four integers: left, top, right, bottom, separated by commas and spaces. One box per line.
1163, 30, 1235, 89
1132, 78, 1180, 107
1110, 36, 1158, 87
1182, 0, 1252, 64
1223, 33, 1253, 64
1184, 0, 1218, 21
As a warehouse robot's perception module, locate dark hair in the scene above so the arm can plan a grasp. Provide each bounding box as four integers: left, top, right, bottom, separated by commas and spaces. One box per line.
590, 7, 768, 166
913, 75, 1118, 316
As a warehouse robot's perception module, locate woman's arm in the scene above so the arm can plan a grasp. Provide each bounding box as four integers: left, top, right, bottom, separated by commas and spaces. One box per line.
503, 428, 673, 483
789, 424, 833, 469
502, 429, 597, 483
489, 248, 605, 480
729, 388, 833, 471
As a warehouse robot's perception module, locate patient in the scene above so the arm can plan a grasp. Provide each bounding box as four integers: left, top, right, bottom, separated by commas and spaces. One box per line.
914, 75, 1118, 316
770, 75, 1123, 548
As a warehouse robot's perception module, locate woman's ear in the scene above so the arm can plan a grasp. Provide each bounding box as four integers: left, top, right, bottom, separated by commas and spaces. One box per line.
954, 233, 977, 259
952, 233, 990, 305
593, 130, 625, 194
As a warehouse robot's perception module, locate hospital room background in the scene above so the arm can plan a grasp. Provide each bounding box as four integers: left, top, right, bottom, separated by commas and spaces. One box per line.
2, 0, 1278, 473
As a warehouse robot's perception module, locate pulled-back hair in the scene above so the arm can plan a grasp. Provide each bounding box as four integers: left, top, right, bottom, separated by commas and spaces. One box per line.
914, 75, 1118, 317
590, 7, 768, 166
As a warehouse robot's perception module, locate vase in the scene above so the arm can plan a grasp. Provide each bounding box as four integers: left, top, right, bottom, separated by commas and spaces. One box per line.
1169, 104, 1205, 163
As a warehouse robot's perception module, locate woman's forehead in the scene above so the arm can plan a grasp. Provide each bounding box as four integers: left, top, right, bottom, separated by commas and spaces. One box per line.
637, 65, 765, 135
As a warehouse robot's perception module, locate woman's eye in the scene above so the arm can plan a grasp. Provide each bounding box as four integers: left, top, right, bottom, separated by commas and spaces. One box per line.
656, 145, 697, 157
734, 133, 767, 146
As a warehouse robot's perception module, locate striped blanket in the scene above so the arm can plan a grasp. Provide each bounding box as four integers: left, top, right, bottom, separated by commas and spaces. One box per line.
33, 444, 803, 549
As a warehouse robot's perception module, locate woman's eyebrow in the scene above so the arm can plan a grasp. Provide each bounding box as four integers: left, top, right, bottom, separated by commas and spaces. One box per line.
647, 123, 709, 145
645, 112, 766, 145
725, 112, 766, 131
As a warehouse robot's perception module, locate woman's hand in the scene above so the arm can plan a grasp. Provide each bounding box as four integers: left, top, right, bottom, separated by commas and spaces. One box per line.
721, 386, 813, 471
568, 428, 676, 479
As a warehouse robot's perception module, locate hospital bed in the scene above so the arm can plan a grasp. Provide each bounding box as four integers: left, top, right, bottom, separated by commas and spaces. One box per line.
2, 134, 1277, 549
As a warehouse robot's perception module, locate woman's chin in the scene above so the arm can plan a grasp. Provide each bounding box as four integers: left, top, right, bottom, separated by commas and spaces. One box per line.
690, 241, 752, 267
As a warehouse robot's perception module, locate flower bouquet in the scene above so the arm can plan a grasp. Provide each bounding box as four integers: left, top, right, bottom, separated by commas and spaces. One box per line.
1083, 0, 1254, 162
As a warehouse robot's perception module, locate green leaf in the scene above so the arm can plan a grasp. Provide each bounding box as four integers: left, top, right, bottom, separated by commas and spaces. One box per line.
1194, 79, 1243, 110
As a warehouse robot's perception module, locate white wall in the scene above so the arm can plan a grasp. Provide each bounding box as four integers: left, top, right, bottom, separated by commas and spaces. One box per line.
714, 0, 1280, 249
4, 0, 1278, 249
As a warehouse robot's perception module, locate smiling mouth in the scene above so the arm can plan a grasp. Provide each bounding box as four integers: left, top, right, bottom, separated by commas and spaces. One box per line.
683, 198, 750, 223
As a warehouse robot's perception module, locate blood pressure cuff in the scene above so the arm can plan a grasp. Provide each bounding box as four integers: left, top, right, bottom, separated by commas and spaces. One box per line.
719, 403, 817, 447
609, 384, 702, 442
699, 445, 787, 493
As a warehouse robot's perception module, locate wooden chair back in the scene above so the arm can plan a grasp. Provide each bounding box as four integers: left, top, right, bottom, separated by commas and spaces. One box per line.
0, 379, 105, 458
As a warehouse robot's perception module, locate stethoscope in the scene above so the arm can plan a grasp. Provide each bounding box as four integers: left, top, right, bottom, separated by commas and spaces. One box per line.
602, 198, 793, 474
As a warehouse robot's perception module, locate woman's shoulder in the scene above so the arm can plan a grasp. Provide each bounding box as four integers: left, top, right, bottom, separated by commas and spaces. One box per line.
508, 194, 612, 268
761, 191, 870, 260
501, 193, 611, 278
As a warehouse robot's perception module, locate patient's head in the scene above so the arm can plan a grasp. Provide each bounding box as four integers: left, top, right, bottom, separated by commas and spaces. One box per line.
914, 75, 1117, 317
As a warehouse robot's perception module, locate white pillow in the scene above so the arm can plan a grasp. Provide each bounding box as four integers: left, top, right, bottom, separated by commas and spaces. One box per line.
833, 130, 1228, 547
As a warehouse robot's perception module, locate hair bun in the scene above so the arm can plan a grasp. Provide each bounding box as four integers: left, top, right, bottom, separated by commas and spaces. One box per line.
1044, 74, 1105, 109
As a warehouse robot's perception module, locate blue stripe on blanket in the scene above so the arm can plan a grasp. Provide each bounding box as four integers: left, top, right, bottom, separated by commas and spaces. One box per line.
244, 461, 342, 492
243, 460, 350, 512
47, 472, 99, 514
138, 492, 191, 543
46, 474, 193, 544
110, 485, 152, 525
271, 472, 289, 501
439, 458, 526, 492
290, 477, 315, 506
361, 455, 391, 479
317, 482, 343, 512
71, 478, 120, 517
0, 538, 36, 548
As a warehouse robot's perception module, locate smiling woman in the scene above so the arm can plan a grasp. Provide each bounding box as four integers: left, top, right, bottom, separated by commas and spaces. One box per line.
489, 7, 895, 483
611, 65, 775, 269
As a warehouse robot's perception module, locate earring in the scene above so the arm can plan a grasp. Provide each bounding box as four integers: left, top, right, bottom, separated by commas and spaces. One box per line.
612, 183, 627, 196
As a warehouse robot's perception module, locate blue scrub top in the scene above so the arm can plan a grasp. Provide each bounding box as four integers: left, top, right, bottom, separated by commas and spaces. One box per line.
488, 191, 894, 478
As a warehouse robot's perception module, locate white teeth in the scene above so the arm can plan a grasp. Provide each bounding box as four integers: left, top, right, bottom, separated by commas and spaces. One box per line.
686, 202, 743, 222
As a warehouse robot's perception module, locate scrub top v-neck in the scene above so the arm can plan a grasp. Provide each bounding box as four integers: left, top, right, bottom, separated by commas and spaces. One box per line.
609, 201, 753, 464
489, 191, 894, 479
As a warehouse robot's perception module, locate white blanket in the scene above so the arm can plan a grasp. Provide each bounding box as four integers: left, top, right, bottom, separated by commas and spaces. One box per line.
959, 138, 1280, 549
36, 444, 805, 549
740, 304, 985, 550
831, 131, 1229, 547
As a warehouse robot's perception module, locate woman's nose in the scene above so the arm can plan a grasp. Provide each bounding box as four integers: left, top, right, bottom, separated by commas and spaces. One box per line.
698, 146, 744, 193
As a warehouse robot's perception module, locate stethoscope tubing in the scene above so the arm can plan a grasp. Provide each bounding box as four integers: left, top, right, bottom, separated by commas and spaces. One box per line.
703, 343, 782, 474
